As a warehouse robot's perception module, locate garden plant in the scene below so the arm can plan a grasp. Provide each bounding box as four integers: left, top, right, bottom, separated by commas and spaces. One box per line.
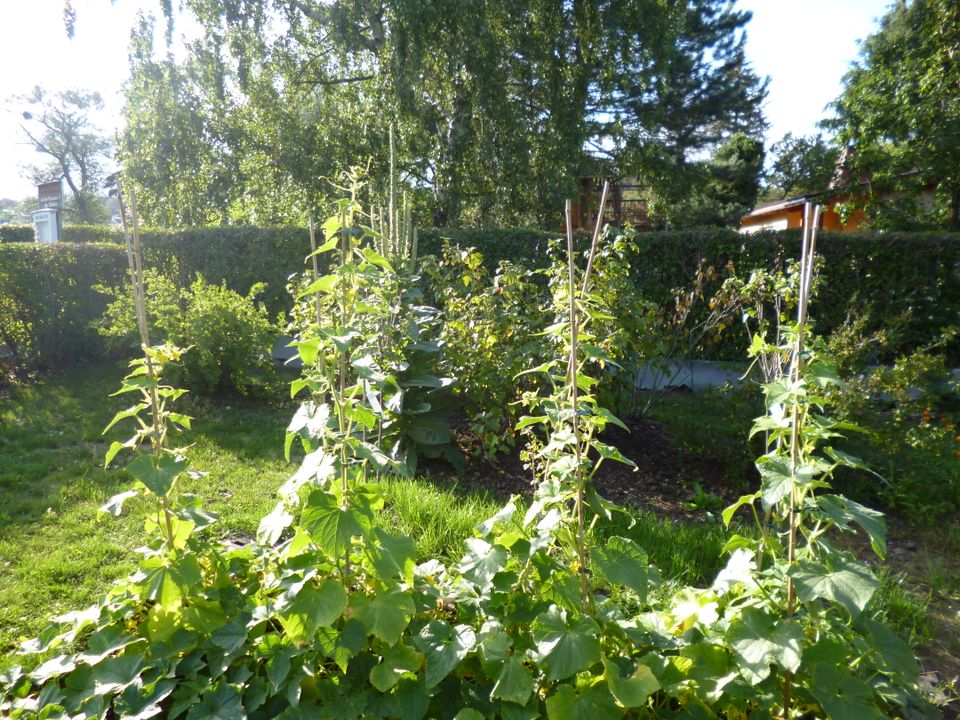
0, 188, 942, 719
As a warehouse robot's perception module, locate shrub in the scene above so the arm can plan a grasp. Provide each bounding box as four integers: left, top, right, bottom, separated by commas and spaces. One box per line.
141, 226, 313, 316
826, 328, 960, 522
99, 272, 279, 395
421, 243, 549, 456
0, 242, 128, 373
60, 224, 124, 244
0, 225, 34, 243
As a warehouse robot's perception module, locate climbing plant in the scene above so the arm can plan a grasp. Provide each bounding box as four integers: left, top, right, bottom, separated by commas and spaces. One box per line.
0, 196, 936, 719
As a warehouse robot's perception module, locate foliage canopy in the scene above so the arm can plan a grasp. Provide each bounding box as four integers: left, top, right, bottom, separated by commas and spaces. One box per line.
119, 0, 766, 228
832, 0, 960, 229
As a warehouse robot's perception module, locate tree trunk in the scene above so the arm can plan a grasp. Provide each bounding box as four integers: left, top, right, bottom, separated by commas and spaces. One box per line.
950, 186, 960, 231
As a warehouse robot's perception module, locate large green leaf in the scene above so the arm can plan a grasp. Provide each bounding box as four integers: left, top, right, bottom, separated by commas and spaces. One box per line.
726, 607, 803, 683
89, 653, 145, 695
354, 588, 415, 645
808, 663, 886, 719
755, 455, 816, 509
414, 620, 477, 688
369, 643, 423, 692
299, 274, 338, 296
117, 678, 176, 720
817, 495, 887, 558
367, 528, 416, 584
30, 654, 78, 684
720, 492, 760, 527
279, 578, 348, 644
126, 453, 188, 498
301, 489, 369, 557
590, 536, 651, 601
856, 617, 920, 681
141, 554, 203, 611
257, 501, 294, 546
405, 415, 453, 445
602, 656, 660, 708
545, 680, 621, 720
792, 557, 878, 618
210, 617, 247, 654
491, 657, 534, 705
532, 606, 601, 681
459, 537, 508, 587
711, 548, 756, 595
186, 681, 247, 720
103, 403, 148, 434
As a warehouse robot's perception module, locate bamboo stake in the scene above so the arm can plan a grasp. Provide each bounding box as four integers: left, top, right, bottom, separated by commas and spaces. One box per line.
581, 179, 612, 296
117, 177, 177, 550
566, 199, 591, 612
389, 124, 396, 259
783, 201, 820, 718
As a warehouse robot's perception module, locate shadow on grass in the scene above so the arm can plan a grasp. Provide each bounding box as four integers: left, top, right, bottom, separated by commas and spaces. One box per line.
0, 363, 130, 536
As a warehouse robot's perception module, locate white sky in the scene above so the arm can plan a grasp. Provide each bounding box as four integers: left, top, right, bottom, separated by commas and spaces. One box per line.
0, 0, 891, 201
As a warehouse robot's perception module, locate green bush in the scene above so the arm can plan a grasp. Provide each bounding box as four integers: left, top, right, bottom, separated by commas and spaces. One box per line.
98, 272, 279, 395
0, 225, 34, 243
630, 228, 960, 363
0, 242, 128, 373
141, 226, 312, 316
61, 224, 124, 244
421, 243, 549, 456
418, 227, 554, 267
826, 328, 960, 522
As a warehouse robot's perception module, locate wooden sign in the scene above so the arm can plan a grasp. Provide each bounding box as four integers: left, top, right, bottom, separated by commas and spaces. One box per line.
37, 181, 62, 210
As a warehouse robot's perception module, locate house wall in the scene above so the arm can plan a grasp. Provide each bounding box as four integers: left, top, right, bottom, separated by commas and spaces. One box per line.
741, 201, 866, 233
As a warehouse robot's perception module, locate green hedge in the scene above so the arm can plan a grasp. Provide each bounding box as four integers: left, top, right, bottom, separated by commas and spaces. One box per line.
417, 227, 553, 267
630, 228, 960, 361
0, 243, 128, 371
61, 224, 124, 244
0, 225, 34, 243
140, 226, 312, 315
3, 226, 959, 375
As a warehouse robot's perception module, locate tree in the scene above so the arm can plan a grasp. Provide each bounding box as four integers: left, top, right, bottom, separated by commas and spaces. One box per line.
120, 0, 765, 228
122, 14, 246, 227
605, 0, 768, 207
12, 87, 113, 224
831, 0, 960, 230
764, 133, 839, 200
655, 131, 764, 228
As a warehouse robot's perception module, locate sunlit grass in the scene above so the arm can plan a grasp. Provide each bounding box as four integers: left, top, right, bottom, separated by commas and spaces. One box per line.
0, 364, 951, 673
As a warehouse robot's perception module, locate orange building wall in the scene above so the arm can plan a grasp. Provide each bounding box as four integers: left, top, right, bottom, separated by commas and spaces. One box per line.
741, 201, 866, 233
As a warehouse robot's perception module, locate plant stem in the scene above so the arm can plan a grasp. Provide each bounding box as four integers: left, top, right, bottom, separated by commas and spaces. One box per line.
782, 202, 821, 718
338, 205, 352, 583
118, 178, 176, 551
565, 199, 591, 612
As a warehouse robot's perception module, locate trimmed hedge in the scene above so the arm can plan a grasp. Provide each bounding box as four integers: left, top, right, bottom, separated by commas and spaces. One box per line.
0, 225, 34, 243
631, 228, 960, 361
3, 226, 959, 374
0, 242, 128, 371
61, 224, 124, 244
418, 227, 553, 267
141, 226, 311, 316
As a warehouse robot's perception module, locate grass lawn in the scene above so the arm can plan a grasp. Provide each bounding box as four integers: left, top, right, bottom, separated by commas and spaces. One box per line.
0, 364, 955, 686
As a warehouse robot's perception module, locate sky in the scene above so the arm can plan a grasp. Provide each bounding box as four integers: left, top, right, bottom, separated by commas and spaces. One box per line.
0, 0, 893, 201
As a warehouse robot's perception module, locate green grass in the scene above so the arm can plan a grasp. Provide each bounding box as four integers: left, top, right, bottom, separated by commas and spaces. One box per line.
0, 365, 728, 662
0, 364, 290, 658
0, 363, 954, 677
